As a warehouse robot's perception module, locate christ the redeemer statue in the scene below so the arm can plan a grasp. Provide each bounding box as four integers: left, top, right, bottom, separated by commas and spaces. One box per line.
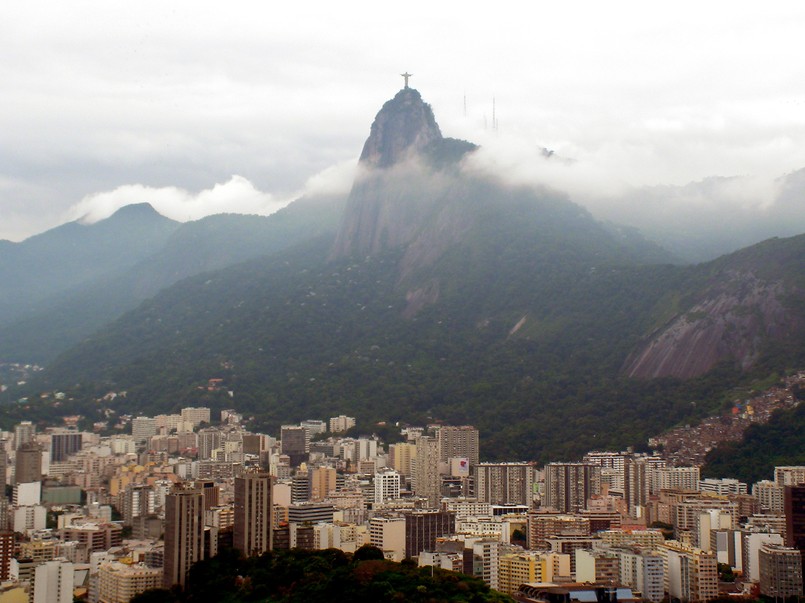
401, 72, 413, 88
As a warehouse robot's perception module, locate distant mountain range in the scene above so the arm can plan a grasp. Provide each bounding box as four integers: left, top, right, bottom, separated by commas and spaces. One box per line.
5, 87, 805, 465
0, 202, 179, 326
0, 195, 345, 363
598, 168, 805, 263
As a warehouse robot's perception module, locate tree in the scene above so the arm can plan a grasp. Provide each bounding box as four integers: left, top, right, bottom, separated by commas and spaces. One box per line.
353, 544, 385, 562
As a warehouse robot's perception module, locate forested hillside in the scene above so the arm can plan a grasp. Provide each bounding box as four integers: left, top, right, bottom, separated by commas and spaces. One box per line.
0, 194, 345, 363
33, 189, 801, 462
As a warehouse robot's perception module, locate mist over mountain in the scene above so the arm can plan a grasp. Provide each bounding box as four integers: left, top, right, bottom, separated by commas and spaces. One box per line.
593, 171, 805, 262
0, 203, 179, 327
459, 132, 805, 263
330, 88, 669, 298
557, 170, 805, 263
0, 194, 345, 363
331, 87, 478, 262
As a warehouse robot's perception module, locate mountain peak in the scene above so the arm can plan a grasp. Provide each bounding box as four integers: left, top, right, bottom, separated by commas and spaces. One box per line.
358, 87, 442, 168
106, 202, 165, 221
331, 87, 474, 261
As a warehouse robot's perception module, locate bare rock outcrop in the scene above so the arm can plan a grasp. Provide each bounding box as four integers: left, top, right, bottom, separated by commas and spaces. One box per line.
330, 88, 475, 264
358, 88, 442, 169
623, 271, 797, 379
330, 87, 447, 261
402, 278, 441, 319
329, 87, 480, 321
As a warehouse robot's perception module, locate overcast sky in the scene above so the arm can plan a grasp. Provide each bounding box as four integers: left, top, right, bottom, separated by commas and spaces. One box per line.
3, 1, 805, 241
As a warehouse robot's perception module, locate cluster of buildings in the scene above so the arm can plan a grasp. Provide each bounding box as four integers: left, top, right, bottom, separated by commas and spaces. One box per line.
0, 409, 801, 603
650, 371, 805, 467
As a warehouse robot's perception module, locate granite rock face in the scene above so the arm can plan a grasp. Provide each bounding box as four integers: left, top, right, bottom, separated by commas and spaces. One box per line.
330, 88, 472, 264
623, 271, 798, 379
358, 88, 442, 168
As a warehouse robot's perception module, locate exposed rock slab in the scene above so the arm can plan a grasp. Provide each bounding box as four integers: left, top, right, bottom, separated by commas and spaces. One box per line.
624, 271, 797, 379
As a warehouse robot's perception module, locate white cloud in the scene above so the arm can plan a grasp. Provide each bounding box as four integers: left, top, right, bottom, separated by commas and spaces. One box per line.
66, 175, 291, 224
3, 1, 805, 247
64, 158, 358, 229
302, 159, 358, 198
457, 124, 805, 260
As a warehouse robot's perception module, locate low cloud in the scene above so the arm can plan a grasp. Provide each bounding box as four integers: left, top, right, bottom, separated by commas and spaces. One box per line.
461, 134, 629, 199
66, 175, 293, 225
65, 159, 358, 228
458, 128, 805, 261
301, 159, 357, 197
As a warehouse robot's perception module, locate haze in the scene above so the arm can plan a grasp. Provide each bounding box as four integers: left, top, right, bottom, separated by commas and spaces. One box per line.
3, 1, 805, 259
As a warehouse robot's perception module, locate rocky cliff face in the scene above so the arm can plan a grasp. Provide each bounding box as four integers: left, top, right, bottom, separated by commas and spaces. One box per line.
330, 88, 475, 266
358, 88, 442, 168
623, 270, 799, 379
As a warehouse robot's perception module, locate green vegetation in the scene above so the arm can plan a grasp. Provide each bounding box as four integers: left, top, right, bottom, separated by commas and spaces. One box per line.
422, 137, 478, 170
717, 563, 736, 583
0, 194, 345, 364
0, 203, 179, 331
7, 179, 805, 470
131, 547, 514, 603
17, 231, 725, 461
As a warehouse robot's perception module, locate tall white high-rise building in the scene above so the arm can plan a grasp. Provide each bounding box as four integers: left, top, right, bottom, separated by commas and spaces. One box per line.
34, 560, 74, 603
753, 480, 785, 514
583, 451, 628, 491
742, 531, 784, 582
374, 469, 401, 506
661, 541, 718, 603
470, 538, 501, 590
613, 548, 665, 603
356, 438, 378, 461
